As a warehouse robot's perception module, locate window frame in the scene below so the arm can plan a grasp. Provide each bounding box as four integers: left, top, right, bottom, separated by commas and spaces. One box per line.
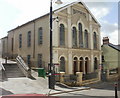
59, 24, 65, 46
27, 31, 31, 47
38, 27, 43, 45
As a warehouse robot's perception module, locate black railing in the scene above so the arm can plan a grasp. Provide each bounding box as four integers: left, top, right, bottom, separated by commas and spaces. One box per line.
83, 72, 98, 80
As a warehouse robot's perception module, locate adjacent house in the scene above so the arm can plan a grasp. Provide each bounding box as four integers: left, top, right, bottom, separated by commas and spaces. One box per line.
101, 37, 119, 79
1, 1, 101, 76
1, 36, 8, 58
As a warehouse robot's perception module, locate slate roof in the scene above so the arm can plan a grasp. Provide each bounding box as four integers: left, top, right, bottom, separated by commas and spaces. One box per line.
8, 0, 100, 33
109, 43, 120, 51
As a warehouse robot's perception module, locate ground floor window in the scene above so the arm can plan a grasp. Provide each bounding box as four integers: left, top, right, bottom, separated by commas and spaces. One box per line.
60, 57, 65, 72
27, 55, 31, 66
94, 57, 98, 70
38, 54, 42, 68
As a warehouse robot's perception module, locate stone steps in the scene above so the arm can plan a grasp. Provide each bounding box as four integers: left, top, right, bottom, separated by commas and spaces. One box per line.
3, 64, 25, 78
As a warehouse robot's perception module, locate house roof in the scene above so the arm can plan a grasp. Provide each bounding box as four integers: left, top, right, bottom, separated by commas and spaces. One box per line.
0, 36, 8, 40
8, 0, 101, 33
109, 43, 120, 52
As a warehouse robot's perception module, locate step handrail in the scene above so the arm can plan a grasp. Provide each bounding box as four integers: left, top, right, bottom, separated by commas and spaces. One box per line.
16, 56, 29, 71
16, 55, 31, 77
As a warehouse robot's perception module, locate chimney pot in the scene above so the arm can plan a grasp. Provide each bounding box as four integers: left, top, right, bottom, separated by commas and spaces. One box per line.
103, 37, 109, 45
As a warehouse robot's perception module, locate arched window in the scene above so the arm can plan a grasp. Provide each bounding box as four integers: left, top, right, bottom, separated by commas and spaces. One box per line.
72, 27, 77, 47
94, 57, 98, 70
93, 32, 97, 49
84, 30, 88, 48
59, 24, 65, 46
60, 57, 65, 72
78, 23, 83, 47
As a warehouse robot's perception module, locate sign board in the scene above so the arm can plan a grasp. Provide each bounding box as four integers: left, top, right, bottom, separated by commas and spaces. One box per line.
54, 63, 60, 66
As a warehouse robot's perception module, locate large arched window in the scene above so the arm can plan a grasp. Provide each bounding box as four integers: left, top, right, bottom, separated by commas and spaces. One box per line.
94, 57, 98, 70
60, 57, 65, 72
72, 27, 77, 47
84, 30, 88, 48
78, 23, 83, 47
59, 24, 65, 46
93, 32, 97, 49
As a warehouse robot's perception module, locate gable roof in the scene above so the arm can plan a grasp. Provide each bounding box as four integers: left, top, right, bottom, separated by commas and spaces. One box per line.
109, 43, 120, 52
8, 0, 100, 33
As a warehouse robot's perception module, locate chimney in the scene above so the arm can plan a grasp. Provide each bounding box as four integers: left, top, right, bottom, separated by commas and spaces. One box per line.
55, 0, 63, 4
103, 37, 109, 45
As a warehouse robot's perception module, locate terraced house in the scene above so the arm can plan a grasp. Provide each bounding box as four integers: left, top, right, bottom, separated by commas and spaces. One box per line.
1, 1, 101, 75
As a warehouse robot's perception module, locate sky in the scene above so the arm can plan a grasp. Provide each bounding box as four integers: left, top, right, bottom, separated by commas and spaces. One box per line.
0, 0, 119, 45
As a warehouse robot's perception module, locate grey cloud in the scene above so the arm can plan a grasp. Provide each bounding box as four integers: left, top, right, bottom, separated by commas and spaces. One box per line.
85, 2, 113, 9
101, 20, 118, 34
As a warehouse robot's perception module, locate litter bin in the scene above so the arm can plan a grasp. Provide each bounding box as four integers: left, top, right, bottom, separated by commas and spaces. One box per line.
38, 68, 46, 78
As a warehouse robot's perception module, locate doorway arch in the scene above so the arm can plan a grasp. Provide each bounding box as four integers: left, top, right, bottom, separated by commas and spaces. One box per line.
85, 57, 89, 74
73, 57, 78, 74
60, 57, 65, 72
79, 57, 83, 72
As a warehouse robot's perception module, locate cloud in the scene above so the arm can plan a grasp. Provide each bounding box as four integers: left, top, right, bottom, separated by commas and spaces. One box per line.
86, 2, 118, 45
90, 8, 109, 19
109, 30, 118, 44
101, 21, 118, 34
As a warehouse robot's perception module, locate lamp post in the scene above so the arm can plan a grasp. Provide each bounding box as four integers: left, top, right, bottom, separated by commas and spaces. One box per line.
48, 0, 54, 89
48, 0, 62, 89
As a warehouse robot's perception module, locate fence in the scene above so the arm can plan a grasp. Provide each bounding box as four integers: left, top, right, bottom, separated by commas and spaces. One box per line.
82, 72, 98, 81
59, 71, 100, 86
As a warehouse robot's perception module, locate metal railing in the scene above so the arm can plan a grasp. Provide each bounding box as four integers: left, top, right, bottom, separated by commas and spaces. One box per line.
82, 72, 98, 80
16, 55, 31, 77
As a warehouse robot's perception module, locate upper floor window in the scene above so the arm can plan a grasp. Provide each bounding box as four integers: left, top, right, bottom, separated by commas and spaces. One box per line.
38, 27, 43, 45
19, 34, 22, 48
27, 31, 31, 47
84, 30, 89, 48
72, 27, 77, 47
59, 24, 65, 46
11, 38, 14, 51
93, 32, 97, 49
78, 23, 83, 48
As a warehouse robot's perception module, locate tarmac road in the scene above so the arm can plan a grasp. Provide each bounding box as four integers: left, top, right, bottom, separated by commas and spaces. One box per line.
53, 81, 120, 98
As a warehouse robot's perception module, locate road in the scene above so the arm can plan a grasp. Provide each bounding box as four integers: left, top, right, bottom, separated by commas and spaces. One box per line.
53, 81, 120, 98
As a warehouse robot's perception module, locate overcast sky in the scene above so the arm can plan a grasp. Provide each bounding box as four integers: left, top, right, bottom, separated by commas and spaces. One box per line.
0, 0, 119, 45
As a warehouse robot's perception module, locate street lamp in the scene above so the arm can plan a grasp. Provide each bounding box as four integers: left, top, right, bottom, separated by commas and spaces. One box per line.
49, 0, 62, 89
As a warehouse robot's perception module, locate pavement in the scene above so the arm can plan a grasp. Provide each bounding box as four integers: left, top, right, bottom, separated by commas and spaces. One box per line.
0, 69, 90, 96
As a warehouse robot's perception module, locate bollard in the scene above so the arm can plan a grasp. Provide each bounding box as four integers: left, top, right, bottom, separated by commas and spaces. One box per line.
114, 82, 118, 98
5, 56, 8, 64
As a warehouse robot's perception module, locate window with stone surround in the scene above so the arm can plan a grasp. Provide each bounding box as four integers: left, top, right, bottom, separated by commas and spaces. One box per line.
84, 30, 89, 48
72, 27, 77, 47
27, 31, 31, 47
59, 24, 65, 46
93, 32, 97, 49
78, 23, 83, 48
38, 27, 43, 45
19, 34, 22, 48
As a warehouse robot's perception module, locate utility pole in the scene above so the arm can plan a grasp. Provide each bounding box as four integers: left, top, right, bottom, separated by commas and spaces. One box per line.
48, 0, 62, 90
48, 0, 55, 89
